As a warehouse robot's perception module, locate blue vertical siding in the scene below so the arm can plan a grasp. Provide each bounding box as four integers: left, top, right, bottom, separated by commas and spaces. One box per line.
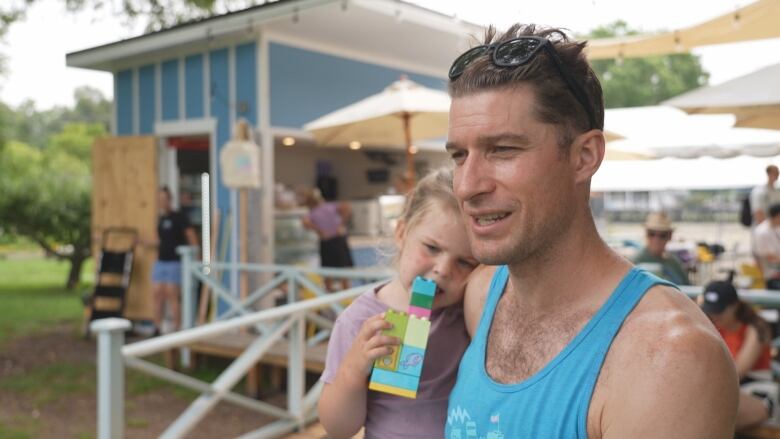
161, 59, 179, 121
116, 69, 133, 135
269, 43, 446, 128
235, 42, 257, 125
185, 54, 205, 119
138, 64, 156, 134
209, 48, 230, 213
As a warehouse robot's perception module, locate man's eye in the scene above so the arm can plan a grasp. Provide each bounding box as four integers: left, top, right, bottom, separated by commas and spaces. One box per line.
493, 146, 517, 154
449, 150, 466, 163
424, 243, 439, 254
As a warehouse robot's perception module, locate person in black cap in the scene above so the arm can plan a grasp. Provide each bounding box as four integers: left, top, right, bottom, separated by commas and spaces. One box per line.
701, 280, 773, 430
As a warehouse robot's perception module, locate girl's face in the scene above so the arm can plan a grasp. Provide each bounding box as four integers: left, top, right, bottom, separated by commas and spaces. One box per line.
395, 203, 479, 309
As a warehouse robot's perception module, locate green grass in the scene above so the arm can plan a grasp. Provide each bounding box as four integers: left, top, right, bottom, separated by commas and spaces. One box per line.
0, 361, 95, 406
0, 254, 247, 436
0, 257, 93, 345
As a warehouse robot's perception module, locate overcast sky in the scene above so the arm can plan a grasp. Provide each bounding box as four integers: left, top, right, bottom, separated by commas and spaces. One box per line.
2, 0, 780, 110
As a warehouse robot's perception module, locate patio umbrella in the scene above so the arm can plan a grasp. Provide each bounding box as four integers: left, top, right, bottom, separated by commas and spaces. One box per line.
664, 63, 780, 130
586, 0, 780, 60
303, 76, 450, 185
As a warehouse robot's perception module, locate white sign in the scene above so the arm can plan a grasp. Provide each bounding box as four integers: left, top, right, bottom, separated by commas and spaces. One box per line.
219, 140, 261, 188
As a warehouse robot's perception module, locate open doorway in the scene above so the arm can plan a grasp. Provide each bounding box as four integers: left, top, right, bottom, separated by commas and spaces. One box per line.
165, 135, 210, 241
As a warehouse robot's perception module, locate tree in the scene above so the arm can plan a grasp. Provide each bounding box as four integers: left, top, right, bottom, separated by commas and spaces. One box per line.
0, 124, 103, 289
586, 21, 710, 108
5, 86, 110, 149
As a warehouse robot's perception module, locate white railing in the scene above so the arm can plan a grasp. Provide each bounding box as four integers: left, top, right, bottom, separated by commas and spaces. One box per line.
92, 255, 780, 439
91, 247, 392, 439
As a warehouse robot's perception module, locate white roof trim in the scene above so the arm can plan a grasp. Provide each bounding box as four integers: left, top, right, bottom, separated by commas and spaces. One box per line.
66, 0, 336, 71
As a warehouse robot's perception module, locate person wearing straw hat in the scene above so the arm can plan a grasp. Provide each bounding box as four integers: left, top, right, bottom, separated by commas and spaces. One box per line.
633, 212, 690, 286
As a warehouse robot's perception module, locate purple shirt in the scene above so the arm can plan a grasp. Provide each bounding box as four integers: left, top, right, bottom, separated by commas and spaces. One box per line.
321, 287, 469, 438
307, 202, 343, 239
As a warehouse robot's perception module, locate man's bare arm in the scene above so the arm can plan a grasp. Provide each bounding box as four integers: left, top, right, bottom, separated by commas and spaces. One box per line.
598, 287, 738, 438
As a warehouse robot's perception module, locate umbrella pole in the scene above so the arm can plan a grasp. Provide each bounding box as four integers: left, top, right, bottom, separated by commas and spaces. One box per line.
403, 112, 415, 188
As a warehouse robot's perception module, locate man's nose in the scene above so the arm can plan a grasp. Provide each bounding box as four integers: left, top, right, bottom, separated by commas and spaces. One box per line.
454, 155, 494, 203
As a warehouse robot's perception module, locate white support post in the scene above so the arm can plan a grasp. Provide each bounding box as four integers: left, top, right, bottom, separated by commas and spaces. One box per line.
91, 318, 132, 439
287, 312, 306, 430
286, 268, 297, 306
178, 245, 195, 368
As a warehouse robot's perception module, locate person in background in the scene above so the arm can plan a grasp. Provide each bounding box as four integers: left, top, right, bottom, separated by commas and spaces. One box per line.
633, 212, 690, 285
751, 165, 780, 226
302, 188, 354, 292
151, 187, 199, 335
318, 168, 478, 438
753, 203, 780, 290
700, 280, 773, 431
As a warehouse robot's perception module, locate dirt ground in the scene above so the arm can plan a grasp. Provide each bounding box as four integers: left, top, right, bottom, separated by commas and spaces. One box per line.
0, 322, 300, 438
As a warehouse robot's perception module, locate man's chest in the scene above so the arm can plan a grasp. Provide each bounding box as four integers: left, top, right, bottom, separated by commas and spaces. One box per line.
484, 301, 593, 384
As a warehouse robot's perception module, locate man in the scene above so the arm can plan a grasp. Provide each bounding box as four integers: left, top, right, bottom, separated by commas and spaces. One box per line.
151, 187, 198, 335
444, 24, 737, 437
632, 212, 690, 285
754, 203, 780, 290
751, 165, 780, 225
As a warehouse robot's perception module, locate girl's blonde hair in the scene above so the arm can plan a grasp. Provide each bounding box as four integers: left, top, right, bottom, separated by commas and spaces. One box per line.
399, 167, 460, 235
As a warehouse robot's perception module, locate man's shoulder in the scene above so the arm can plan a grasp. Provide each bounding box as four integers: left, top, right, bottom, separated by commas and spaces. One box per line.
601, 283, 734, 399
591, 283, 738, 437
617, 284, 724, 358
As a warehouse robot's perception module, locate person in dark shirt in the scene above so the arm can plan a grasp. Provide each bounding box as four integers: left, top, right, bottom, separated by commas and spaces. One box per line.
151, 187, 198, 335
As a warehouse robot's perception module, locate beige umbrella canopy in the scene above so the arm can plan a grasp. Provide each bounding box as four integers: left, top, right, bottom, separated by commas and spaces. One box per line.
586, 0, 780, 60
664, 63, 780, 129
303, 76, 450, 185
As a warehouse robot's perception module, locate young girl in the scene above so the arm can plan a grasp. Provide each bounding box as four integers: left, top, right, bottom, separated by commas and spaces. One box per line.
318, 169, 479, 438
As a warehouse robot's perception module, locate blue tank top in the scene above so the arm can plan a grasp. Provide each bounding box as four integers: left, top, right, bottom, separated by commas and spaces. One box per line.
445, 266, 674, 439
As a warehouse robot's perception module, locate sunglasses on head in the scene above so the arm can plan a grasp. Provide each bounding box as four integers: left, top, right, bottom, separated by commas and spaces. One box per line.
448, 36, 598, 131
647, 230, 672, 240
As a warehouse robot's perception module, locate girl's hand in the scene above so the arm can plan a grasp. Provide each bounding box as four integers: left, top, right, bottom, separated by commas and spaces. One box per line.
340, 314, 399, 387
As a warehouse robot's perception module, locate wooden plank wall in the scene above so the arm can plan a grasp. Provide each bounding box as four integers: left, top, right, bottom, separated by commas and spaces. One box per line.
92, 136, 158, 320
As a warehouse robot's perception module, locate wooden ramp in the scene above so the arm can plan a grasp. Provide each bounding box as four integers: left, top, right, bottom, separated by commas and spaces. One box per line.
190, 331, 328, 372
188, 331, 328, 396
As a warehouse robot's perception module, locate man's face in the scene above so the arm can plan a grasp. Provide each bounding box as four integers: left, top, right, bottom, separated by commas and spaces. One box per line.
446, 86, 578, 266
769, 168, 779, 185
645, 229, 671, 257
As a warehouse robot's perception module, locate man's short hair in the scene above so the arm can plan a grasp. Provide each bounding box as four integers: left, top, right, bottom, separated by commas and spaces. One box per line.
769, 203, 780, 218
767, 165, 778, 175
447, 24, 604, 150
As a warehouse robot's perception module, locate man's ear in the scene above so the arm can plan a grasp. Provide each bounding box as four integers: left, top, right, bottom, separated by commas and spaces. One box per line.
394, 218, 407, 249
571, 130, 605, 184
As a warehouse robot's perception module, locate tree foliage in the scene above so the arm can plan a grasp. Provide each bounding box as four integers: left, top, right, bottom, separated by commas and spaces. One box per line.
0, 88, 109, 289
586, 21, 710, 108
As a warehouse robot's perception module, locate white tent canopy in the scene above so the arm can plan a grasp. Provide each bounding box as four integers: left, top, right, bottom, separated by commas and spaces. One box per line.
604, 106, 780, 159
593, 156, 780, 192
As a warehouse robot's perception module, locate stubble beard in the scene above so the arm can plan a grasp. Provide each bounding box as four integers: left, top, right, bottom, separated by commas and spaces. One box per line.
468, 214, 566, 268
